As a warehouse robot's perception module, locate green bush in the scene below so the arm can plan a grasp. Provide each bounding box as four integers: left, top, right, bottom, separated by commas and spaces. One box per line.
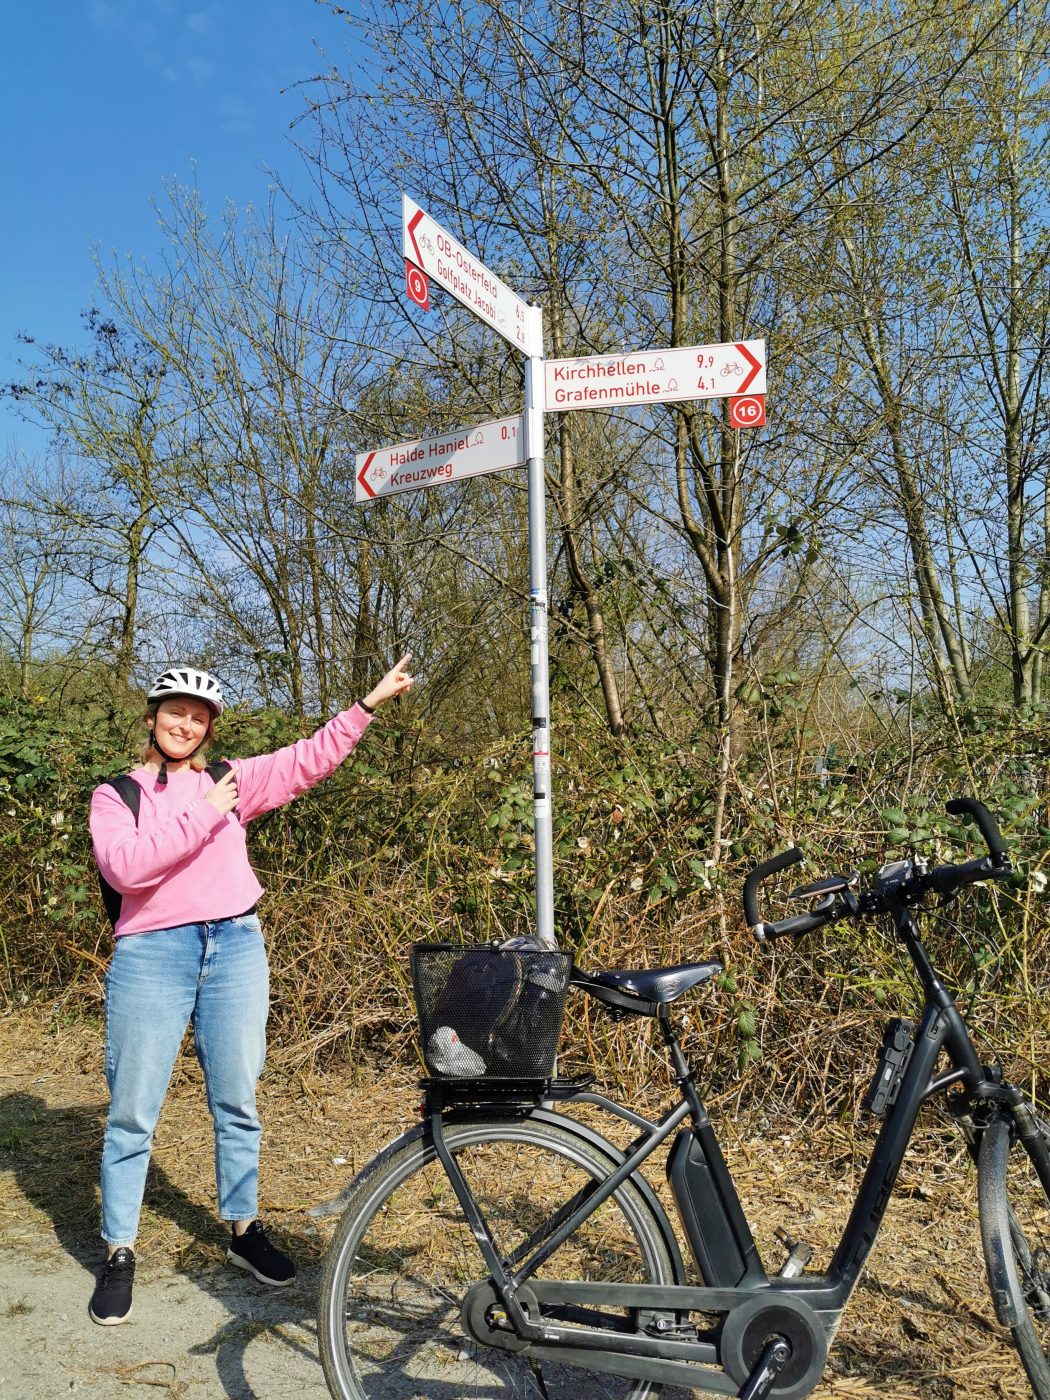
1, 690, 1047, 1112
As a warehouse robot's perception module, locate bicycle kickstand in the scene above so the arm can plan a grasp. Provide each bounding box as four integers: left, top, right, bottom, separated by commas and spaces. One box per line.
527, 1358, 552, 1399
738, 1336, 792, 1400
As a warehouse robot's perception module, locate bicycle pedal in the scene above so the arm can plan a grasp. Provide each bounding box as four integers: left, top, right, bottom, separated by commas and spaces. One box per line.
775, 1227, 813, 1278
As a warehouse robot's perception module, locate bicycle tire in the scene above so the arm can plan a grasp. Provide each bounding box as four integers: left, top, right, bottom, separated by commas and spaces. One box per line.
978, 1111, 1050, 1398
318, 1114, 678, 1400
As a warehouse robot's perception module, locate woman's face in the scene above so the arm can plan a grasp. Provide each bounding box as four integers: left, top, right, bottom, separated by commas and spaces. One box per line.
152, 697, 214, 760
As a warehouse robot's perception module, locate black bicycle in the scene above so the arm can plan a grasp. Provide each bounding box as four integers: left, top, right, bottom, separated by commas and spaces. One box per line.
316, 797, 1050, 1399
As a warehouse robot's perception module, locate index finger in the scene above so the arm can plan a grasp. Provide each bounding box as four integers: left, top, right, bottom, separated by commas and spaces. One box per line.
393, 652, 413, 671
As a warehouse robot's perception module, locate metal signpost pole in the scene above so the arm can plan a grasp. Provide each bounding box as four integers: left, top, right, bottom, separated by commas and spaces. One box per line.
523, 319, 555, 948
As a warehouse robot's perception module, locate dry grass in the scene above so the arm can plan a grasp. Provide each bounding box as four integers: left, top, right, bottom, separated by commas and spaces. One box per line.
0, 1003, 1042, 1397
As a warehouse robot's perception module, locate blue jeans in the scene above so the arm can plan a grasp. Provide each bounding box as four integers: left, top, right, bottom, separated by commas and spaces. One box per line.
100, 916, 270, 1246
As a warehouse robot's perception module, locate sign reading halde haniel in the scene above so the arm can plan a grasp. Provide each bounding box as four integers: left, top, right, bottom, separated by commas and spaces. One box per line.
544, 340, 765, 412
355, 415, 526, 502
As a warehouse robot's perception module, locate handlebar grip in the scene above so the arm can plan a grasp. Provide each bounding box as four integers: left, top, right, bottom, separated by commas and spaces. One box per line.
945, 798, 1008, 861
925, 855, 994, 896
743, 846, 804, 931
759, 910, 832, 941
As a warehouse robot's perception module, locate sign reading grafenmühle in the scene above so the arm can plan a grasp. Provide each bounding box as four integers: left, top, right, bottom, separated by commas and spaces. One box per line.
544, 340, 765, 412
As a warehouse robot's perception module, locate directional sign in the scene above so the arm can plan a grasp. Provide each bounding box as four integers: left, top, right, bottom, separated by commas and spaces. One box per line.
544, 339, 765, 412
355, 415, 525, 502
403, 195, 542, 357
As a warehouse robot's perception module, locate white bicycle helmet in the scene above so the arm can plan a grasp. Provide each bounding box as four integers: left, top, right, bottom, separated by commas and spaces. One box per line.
146, 665, 225, 718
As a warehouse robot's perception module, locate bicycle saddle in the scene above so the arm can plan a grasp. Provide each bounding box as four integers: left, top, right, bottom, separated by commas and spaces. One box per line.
573, 961, 722, 1016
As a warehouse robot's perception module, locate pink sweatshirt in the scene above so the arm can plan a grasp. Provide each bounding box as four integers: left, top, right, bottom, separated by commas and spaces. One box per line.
90, 703, 374, 937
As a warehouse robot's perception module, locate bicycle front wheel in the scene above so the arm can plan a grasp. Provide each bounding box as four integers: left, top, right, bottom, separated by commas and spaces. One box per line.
979, 1111, 1050, 1398
318, 1114, 677, 1400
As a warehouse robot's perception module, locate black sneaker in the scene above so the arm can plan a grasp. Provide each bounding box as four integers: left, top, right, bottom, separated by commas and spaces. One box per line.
227, 1220, 295, 1286
89, 1247, 135, 1325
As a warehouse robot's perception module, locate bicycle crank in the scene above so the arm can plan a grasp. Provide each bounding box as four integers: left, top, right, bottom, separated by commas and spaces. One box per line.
720, 1294, 827, 1400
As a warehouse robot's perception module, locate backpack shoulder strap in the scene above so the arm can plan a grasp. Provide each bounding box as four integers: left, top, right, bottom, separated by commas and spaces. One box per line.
101, 774, 143, 825
96, 775, 142, 929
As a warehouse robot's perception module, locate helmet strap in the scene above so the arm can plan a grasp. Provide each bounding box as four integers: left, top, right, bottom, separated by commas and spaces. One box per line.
148, 726, 208, 786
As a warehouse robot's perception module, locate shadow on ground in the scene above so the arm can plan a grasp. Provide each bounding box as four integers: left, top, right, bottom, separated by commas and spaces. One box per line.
0, 1089, 324, 1398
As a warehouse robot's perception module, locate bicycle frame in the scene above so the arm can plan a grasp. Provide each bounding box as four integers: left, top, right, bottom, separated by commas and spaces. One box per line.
423, 894, 1017, 1393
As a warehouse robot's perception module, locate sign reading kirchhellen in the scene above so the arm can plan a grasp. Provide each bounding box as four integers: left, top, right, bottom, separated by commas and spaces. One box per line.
356, 415, 526, 502
544, 340, 765, 411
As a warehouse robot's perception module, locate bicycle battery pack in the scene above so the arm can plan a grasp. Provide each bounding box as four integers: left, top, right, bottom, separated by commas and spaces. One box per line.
863, 1018, 915, 1118
667, 1127, 762, 1285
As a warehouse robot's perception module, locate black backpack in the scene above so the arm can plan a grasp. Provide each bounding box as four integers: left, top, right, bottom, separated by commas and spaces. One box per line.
430, 942, 569, 1077
96, 760, 232, 928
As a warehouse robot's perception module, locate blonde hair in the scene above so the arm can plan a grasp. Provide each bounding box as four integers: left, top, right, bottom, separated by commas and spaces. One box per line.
138, 702, 215, 770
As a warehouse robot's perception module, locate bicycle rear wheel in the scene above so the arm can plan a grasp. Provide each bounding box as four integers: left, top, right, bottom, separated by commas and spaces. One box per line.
318, 1114, 677, 1400
979, 1111, 1050, 1398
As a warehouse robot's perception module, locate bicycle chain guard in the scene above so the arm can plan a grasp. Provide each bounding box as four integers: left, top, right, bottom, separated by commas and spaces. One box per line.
720, 1293, 827, 1400
461, 1279, 538, 1354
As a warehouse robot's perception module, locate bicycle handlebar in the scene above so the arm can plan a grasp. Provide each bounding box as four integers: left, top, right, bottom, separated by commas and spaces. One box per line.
924, 854, 998, 895
744, 797, 1011, 942
945, 797, 1009, 862
743, 846, 803, 934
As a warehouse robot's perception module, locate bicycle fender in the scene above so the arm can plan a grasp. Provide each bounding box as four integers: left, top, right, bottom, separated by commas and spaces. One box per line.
308, 1120, 431, 1219
309, 1106, 562, 1219
978, 1114, 1025, 1328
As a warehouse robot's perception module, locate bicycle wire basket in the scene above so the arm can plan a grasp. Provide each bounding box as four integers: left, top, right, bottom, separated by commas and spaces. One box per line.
411, 942, 573, 1081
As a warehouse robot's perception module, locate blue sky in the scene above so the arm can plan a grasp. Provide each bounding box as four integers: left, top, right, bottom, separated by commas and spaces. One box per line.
2, 0, 341, 456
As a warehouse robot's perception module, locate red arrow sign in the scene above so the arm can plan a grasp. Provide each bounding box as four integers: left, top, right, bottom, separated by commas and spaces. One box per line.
357, 451, 378, 499
736, 342, 762, 394
356, 415, 526, 502
401, 195, 542, 356
406, 207, 425, 266
544, 339, 765, 411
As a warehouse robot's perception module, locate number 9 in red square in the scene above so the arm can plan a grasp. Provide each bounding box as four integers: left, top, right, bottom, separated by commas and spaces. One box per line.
405, 261, 430, 312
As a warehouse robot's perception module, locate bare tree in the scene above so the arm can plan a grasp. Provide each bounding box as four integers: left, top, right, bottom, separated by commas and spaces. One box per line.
4, 313, 173, 687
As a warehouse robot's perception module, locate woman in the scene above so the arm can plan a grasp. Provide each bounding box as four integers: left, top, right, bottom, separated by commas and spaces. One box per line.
87, 656, 414, 1325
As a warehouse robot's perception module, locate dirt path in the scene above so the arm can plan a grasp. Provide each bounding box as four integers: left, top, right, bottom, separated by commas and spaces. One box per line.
2, 1247, 325, 1397
0, 1006, 1033, 1398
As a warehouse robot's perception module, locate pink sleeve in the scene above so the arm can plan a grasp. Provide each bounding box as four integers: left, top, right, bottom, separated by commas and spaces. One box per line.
232, 703, 374, 823
90, 781, 228, 894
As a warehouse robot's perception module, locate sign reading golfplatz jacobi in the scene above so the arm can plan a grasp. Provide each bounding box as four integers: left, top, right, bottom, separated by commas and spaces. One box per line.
543, 340, 765, 411
355, 415, 525, 502
402, 195, 542, 358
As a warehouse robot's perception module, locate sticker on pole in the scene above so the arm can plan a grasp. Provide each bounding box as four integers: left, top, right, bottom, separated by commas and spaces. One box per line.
729, 394, 766, 429
356, 414, 525, 502
405, 260, 430, 312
